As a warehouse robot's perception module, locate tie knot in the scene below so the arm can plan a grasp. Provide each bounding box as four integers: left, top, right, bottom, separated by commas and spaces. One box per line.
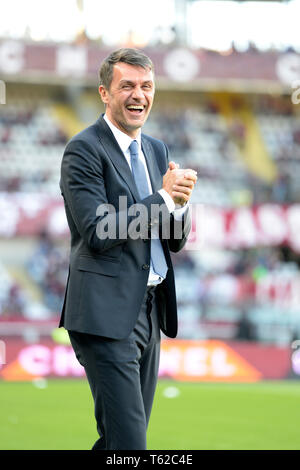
129, 140, 139, 159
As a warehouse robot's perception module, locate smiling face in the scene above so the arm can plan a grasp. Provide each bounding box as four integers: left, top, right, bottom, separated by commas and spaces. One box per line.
99, 62, 155, 138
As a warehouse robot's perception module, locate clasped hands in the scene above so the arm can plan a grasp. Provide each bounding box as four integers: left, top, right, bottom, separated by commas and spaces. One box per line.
163, 161, 197, 206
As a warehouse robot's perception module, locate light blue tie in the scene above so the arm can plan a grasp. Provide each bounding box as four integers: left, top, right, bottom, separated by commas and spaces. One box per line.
129, 140, 168, 279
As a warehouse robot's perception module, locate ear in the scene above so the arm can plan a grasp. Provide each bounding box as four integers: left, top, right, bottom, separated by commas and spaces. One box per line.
99, 85, 109, 105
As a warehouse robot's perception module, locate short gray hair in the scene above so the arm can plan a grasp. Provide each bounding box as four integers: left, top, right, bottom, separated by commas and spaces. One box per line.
99, 48, 154, 90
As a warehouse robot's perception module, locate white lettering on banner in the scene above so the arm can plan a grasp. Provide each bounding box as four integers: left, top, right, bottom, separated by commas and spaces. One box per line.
0, 41, 24, 74
158, 347, 181, 377
183, 347, 236, 377
18, 345, 85, 377
10, 343, 253, 380
190, 204, 300, 253
184, 347, 209, 376
159, 345, 238, 379
210, 348, 236, 377
52, 346, 84, 376
19, 345, 51, 376
257, 204, 287, 245
230, 208, 257, 248
56, 46, 87, 77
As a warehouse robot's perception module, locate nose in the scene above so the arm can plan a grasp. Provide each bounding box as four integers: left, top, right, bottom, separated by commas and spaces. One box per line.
131, 86, 144, 100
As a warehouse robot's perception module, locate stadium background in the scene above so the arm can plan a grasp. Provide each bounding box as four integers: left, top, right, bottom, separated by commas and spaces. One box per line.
1, 0, 300, 450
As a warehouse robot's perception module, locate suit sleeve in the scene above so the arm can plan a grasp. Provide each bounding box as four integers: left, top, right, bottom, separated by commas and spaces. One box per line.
60, 139, 166, 253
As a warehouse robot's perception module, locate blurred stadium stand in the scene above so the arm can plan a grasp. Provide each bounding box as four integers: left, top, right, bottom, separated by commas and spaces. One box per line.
1, 39, 300, 350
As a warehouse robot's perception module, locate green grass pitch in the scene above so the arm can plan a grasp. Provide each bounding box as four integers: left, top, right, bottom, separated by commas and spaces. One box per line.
0, 379, 299, 450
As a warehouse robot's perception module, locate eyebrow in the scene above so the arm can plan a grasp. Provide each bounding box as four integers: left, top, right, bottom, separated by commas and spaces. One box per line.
119, 79, 153, 86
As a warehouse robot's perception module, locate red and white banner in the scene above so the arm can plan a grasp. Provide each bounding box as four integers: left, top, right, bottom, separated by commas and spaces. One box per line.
0, 40, 298, 87
186, 203, 300, 253
0, 193, 68, 237
1, 195, 300, 253
0, 337, 294, 382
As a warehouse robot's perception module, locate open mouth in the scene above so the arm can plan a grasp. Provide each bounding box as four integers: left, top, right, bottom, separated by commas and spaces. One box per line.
126, 104, 145, 115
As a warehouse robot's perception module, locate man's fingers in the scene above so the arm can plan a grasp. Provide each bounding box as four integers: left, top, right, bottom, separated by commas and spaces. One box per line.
172, 185, 192, 196
183, 171, 197, 183
169, 161, 178, 170
171, 191, 189, 203
171, 168, 197, 181
174, 178, 195, 188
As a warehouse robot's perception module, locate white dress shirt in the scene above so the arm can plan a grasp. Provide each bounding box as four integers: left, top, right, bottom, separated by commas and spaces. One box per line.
103, 114, 187, 285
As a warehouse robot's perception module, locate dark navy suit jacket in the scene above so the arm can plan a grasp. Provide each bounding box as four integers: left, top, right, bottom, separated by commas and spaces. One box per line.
59, 115, 191, 339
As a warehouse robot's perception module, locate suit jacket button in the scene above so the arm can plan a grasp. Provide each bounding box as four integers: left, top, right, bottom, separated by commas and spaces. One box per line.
142, 264, 150, 270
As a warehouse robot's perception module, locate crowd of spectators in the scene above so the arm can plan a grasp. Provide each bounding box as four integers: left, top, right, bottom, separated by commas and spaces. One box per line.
0, 282, 27, 318
26, 231, 69, 314
0, 231, 69, 320
1, 93, 299, 201
0, 103, 68, 192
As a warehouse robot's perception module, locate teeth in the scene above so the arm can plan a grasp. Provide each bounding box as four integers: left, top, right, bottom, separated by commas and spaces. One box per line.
127, 105, 143, 110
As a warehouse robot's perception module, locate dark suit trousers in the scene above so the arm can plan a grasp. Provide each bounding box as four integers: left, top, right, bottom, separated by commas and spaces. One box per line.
68, 286, 161, 450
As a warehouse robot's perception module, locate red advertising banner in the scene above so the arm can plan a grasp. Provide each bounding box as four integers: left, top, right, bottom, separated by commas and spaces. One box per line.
187, 203, 300, 253
1, 195, 300, 253
0, 337, 295, 382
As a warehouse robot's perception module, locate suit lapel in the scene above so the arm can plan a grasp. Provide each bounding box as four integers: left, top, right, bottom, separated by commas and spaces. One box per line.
95, 115, 163, 201
95, 116, 140, 202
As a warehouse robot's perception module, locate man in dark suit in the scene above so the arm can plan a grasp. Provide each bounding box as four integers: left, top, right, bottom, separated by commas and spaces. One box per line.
59, 48, 197, 450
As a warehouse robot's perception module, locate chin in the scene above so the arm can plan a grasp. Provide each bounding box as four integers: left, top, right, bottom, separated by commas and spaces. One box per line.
126, 120, 144, 132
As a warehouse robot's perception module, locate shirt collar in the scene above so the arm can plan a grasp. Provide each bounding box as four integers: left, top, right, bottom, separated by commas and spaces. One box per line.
104, 114, 141, 154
